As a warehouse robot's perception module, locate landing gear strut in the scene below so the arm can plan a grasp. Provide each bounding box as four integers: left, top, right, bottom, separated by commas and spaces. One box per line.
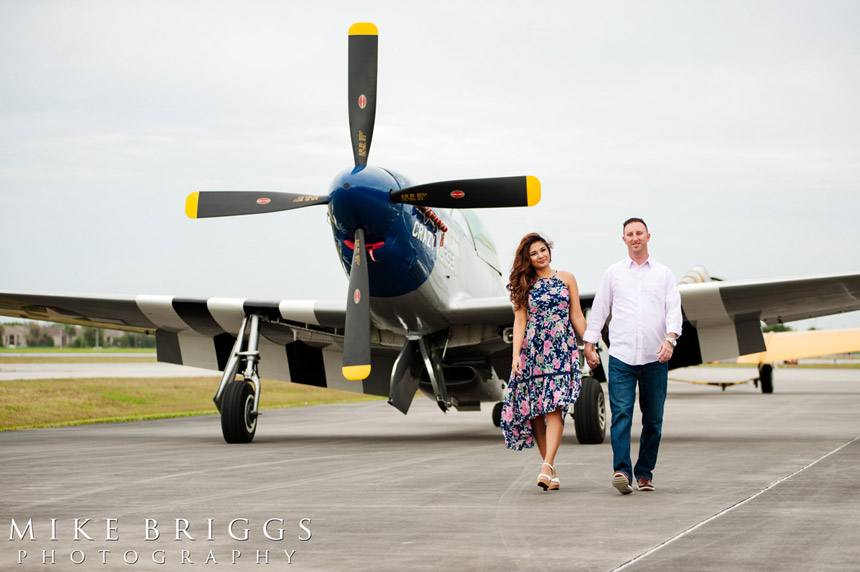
417, 336, 451, 412
214, 315, 263, 443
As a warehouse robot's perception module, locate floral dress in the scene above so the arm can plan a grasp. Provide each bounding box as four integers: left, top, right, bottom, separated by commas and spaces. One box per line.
501, 273, 582, 451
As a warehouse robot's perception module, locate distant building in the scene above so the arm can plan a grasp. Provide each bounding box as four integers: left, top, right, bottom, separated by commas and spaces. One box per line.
1, 324, 112, 348
49, 326, 77, 347
3, 325, 27, 347
101, 329, 127, 346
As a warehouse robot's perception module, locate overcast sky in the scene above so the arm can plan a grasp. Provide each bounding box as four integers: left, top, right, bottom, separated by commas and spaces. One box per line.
1, 0, 859, 329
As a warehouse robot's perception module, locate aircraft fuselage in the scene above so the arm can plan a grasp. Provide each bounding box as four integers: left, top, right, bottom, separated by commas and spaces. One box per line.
326, 165, 506, 336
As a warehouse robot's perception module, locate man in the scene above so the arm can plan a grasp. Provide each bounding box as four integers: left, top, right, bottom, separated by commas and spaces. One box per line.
583, 218, 682, 494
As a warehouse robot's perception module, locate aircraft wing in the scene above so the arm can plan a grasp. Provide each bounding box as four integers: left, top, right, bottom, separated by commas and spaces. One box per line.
5, 272, 858, 382
736, 329, 860, 364
0, 291, 349, 333
677, 272, 860, 365
0, 291, 399, 398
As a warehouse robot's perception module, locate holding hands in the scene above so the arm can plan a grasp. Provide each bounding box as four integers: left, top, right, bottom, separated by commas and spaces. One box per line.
511, 354, 523, 376
584, 342, 600, 369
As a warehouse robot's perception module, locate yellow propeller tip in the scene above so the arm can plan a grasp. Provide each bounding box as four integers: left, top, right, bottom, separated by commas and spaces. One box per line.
343, 364, 371, 380
349, 22, 378, 36
526, 176, 541, 207
185, 192, 200, 219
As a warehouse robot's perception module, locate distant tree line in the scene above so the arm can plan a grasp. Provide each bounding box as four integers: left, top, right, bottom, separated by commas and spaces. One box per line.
27, 323, 58, 347
67, 326, 156, 348
762, 324, 792, 332
1, 322, 155, 348
107, 331, 157, 348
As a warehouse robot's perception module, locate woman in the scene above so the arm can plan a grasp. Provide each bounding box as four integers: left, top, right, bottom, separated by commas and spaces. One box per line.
500, 233, 586, 491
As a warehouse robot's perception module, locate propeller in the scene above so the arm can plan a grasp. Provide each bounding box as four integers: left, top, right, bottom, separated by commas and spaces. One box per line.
185, 22, 542, 386
186, 191, 329, 219
348, 22, 378, 167
342, 228, 372, 380
390, 175, 541, 209
339, 22, 378, 381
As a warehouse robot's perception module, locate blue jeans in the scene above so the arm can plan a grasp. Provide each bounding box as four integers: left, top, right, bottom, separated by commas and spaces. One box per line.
607, 356, 668, 482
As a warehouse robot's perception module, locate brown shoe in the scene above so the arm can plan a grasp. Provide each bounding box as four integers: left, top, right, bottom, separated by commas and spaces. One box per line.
537, 463, 553, 490
612, 472, 633, 495
637, 477, 655, 491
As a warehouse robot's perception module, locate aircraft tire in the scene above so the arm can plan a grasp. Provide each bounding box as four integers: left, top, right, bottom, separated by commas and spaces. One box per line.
573, 376, 606, 444
221, 379, 257, 443
759, 364, 774, 394
492, 401, 503, 428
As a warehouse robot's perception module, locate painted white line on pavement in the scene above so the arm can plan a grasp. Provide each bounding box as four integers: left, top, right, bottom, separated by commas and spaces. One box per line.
612, 434, 860, 571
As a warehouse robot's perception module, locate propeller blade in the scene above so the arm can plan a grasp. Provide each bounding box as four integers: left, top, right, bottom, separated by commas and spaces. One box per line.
390, 175, 541, 209
185, 191, 329, 219
348, 22, 378, 167
342, 227, 372, 380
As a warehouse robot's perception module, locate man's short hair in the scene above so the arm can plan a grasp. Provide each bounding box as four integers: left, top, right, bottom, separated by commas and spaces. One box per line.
623, 217, 648, 233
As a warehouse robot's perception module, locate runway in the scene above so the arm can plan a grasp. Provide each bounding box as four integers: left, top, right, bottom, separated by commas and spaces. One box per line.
2, 366, 859, 571
0, 353, 219, 381
0, 361, 219, 381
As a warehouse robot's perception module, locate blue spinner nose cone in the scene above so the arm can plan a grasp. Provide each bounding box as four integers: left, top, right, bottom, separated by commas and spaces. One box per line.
328, 166, 400, 235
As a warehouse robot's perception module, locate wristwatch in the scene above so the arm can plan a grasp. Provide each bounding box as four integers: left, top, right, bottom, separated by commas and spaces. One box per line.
664, 336, 677, 348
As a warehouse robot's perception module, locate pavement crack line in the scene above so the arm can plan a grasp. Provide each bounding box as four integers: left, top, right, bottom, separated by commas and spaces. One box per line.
611, 434, 860, 572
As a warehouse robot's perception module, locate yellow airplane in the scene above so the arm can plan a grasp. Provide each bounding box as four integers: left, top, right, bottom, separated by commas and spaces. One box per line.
736, 328, 860, 392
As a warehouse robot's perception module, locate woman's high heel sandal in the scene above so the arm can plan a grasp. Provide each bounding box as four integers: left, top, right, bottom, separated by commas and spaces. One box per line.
537, 462, 553, 490
549, 467, 560, 491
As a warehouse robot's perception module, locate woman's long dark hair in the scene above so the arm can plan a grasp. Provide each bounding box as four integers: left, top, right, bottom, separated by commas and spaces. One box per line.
507, 233, 552, 310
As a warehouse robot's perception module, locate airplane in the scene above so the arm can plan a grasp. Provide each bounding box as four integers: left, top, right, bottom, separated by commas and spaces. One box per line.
663, 325, 860, 393
663, 266, 860, 396
734, 327, 860, 392
2, 24, 860, 446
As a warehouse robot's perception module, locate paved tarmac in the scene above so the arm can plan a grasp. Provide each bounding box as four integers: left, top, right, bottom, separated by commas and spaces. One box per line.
2, 366, 859, 571
0, 361, 219, 380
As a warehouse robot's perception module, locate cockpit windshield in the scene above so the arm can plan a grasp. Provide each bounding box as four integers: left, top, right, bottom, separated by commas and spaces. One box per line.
460, 210, 502, 276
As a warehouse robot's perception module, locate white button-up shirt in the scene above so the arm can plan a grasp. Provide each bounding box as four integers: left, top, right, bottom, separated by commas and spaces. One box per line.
584, 256, 683, 366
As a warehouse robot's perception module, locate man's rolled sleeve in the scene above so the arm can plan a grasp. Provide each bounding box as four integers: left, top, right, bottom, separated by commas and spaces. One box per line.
665, 270, 683, 338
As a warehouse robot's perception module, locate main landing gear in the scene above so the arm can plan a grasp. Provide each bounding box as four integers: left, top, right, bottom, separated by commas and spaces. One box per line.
491, 401, 503, 428
757, 363, 774, 394
573, 376, 606, 444
214, 314, 263, 443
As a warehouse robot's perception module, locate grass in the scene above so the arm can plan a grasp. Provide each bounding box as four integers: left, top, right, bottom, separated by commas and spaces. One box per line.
0, 348, 157, 363
774, 363, 860, 369
0, 347, 156, 353
2, 352, 855, 431
706, 361, 860, 369
0, 355, 158, 363
0, 377, 383, 431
